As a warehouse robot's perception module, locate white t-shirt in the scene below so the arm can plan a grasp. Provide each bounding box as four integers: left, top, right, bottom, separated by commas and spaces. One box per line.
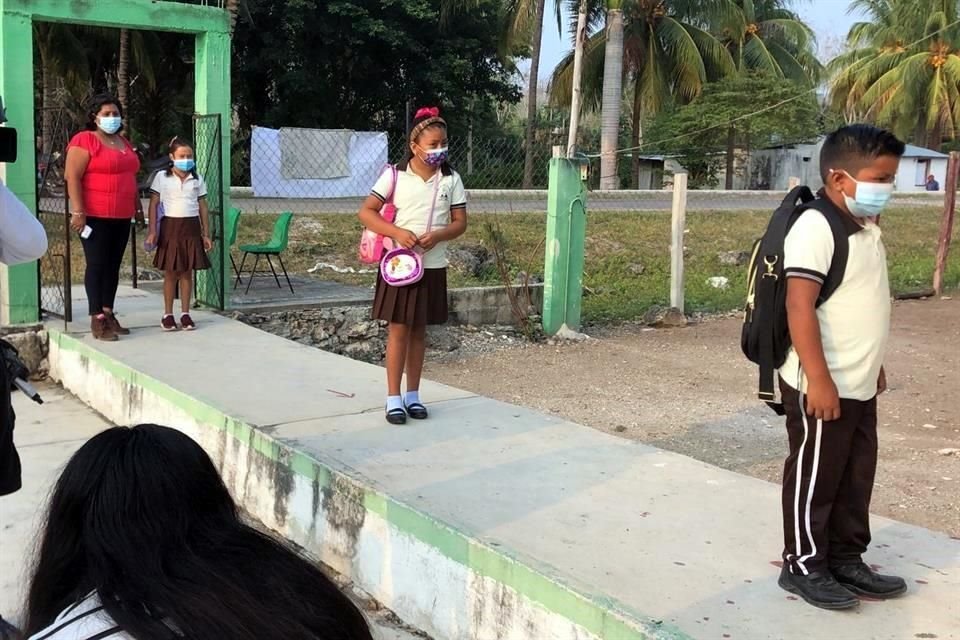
371, 165, 467, 269
779, 208, 891, 401
149, 172, 207, 219
0, 180, 48, 265
28, 592, 133, 640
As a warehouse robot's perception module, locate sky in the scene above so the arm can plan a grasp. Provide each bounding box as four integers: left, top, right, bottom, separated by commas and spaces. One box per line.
532, 0, 868, 81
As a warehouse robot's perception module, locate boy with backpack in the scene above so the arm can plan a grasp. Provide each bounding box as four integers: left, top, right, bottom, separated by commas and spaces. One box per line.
744, 124, 908, 610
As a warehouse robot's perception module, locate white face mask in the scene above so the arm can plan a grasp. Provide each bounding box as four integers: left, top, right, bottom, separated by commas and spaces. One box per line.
832, 170, 895, 217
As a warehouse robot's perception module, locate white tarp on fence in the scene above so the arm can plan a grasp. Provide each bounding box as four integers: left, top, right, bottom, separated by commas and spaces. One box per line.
251, 126, 388, 198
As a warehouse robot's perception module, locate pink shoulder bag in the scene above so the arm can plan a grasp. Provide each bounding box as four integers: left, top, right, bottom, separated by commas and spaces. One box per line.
380, 172, 441, 287
358, 165, 398, 264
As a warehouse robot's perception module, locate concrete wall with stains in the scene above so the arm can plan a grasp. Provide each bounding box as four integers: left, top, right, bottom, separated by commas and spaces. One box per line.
48, 331, 665, 640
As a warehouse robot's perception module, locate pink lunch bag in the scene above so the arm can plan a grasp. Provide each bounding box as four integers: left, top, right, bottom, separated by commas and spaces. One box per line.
359, 165, 398, 264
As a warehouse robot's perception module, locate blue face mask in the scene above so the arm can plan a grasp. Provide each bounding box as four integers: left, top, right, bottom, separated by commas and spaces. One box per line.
173, 159, 196, 172
837, 170, 894, 217
98, 116, 122, 135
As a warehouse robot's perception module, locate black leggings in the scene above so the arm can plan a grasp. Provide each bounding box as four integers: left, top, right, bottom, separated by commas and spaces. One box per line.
81, 217, 130, 316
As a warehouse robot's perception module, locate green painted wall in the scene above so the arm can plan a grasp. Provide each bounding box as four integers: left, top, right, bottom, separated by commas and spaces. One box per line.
0, 2, 40, 324
194, 31, 232, 308
1, 0, 228, 33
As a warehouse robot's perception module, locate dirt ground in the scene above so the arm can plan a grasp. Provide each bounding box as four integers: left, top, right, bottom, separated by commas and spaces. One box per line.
426, 298, 960, 538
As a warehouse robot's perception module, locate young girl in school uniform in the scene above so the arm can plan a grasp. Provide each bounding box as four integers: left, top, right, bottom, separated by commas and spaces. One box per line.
358, 107, 468, 424
146, 137, 212, 331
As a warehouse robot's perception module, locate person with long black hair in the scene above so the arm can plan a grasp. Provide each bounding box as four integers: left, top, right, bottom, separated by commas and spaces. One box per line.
22, 424, 374, 640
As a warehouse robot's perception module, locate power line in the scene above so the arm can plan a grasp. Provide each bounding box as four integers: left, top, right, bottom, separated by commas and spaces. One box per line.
583, 16, 960, 170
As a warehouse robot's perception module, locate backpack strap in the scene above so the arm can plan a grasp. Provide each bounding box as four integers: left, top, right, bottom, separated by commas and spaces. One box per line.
793, 198, 850, 306
756, 186, 817, 415
758, 196, 850, 414
384, 164, 398, 203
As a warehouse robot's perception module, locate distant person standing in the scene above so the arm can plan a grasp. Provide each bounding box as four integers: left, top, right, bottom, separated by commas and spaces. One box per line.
65, 94, 143, 342
925, 174, 940, 191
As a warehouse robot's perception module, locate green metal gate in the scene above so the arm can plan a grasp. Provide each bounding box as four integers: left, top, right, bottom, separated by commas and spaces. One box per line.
193, 113, 226, 310
36, 106, 73, 321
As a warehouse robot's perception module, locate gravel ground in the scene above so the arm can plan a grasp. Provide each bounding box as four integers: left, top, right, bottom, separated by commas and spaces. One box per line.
426, 298, 960, 537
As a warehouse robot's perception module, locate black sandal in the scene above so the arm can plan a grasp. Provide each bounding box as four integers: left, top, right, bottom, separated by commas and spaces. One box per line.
386, 407, 407, 425
404, 402, 429, 420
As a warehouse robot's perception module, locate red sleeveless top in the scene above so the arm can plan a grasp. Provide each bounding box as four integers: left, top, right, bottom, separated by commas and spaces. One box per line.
67, 131, 141, 219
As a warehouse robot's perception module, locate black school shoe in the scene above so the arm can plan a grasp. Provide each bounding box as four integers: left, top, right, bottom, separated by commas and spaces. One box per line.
386, 407, 407, 425
404, 402, 429, 420
778, 566, 860, 610
832, 562, 908, 599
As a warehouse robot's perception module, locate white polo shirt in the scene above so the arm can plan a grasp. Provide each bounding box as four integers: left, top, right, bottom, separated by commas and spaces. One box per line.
779, 206, 891, 401
149, 171, 207, 218
372, 164, 466, 269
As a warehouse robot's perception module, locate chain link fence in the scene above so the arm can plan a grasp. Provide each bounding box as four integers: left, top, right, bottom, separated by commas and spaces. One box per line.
229, 129, 555, 216
225, 127, 557, 295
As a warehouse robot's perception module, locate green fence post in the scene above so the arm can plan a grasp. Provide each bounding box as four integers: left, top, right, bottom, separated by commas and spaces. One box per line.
542, 157, 586, 335
0, 3, 40, 325
194, 29, 232, 309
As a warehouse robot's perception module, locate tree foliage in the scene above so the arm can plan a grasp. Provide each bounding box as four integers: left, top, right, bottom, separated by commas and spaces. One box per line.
829, 0, 960, 146
232, 0, 523, 136
718, 0, 822, 82
649, 73, 822, 187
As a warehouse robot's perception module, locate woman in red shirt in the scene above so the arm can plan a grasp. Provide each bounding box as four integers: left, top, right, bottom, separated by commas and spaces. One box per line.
65, 94, 143, 341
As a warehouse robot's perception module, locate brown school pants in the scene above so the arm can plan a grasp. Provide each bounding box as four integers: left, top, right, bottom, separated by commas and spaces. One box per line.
780, 378, 879, 575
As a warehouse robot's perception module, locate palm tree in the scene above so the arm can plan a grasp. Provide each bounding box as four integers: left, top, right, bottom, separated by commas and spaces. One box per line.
499, 0, 568, 188
118, 29, 131, 115
599, 0, 625, 189
722, 0, 821, 82
506, 0, 547, 188
716, 0, 822, 187
551, 0, 737, 188
110, 28, 163, 138
829, 0, 960, 147
33, 23, 89, 152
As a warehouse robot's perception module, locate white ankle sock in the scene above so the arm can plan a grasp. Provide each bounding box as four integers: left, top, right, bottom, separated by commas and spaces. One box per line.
387, 395, 404, 412
404, 391, 421, 407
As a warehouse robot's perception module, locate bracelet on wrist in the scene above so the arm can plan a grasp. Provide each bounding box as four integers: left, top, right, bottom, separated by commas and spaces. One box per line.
70, 211, 85, 217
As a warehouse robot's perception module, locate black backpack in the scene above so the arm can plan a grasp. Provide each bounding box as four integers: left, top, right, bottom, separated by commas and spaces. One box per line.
741, 186, 850, 415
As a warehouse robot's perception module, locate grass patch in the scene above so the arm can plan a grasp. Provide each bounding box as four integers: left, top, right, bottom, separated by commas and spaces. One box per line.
54, 208, 960, 323
236, 208, 959, 322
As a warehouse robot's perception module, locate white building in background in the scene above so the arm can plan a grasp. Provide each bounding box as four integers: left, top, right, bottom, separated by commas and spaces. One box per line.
896, 145, 949, 192
745, 139, 950, 192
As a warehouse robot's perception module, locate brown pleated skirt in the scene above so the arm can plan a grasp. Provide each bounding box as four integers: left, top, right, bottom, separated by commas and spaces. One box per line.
372, 268, 448, 326
153, 216, 211, 272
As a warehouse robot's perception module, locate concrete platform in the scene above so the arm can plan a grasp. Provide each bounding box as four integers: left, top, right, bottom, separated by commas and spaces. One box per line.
45, 289, 960, 640
138, 275, 374, 312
